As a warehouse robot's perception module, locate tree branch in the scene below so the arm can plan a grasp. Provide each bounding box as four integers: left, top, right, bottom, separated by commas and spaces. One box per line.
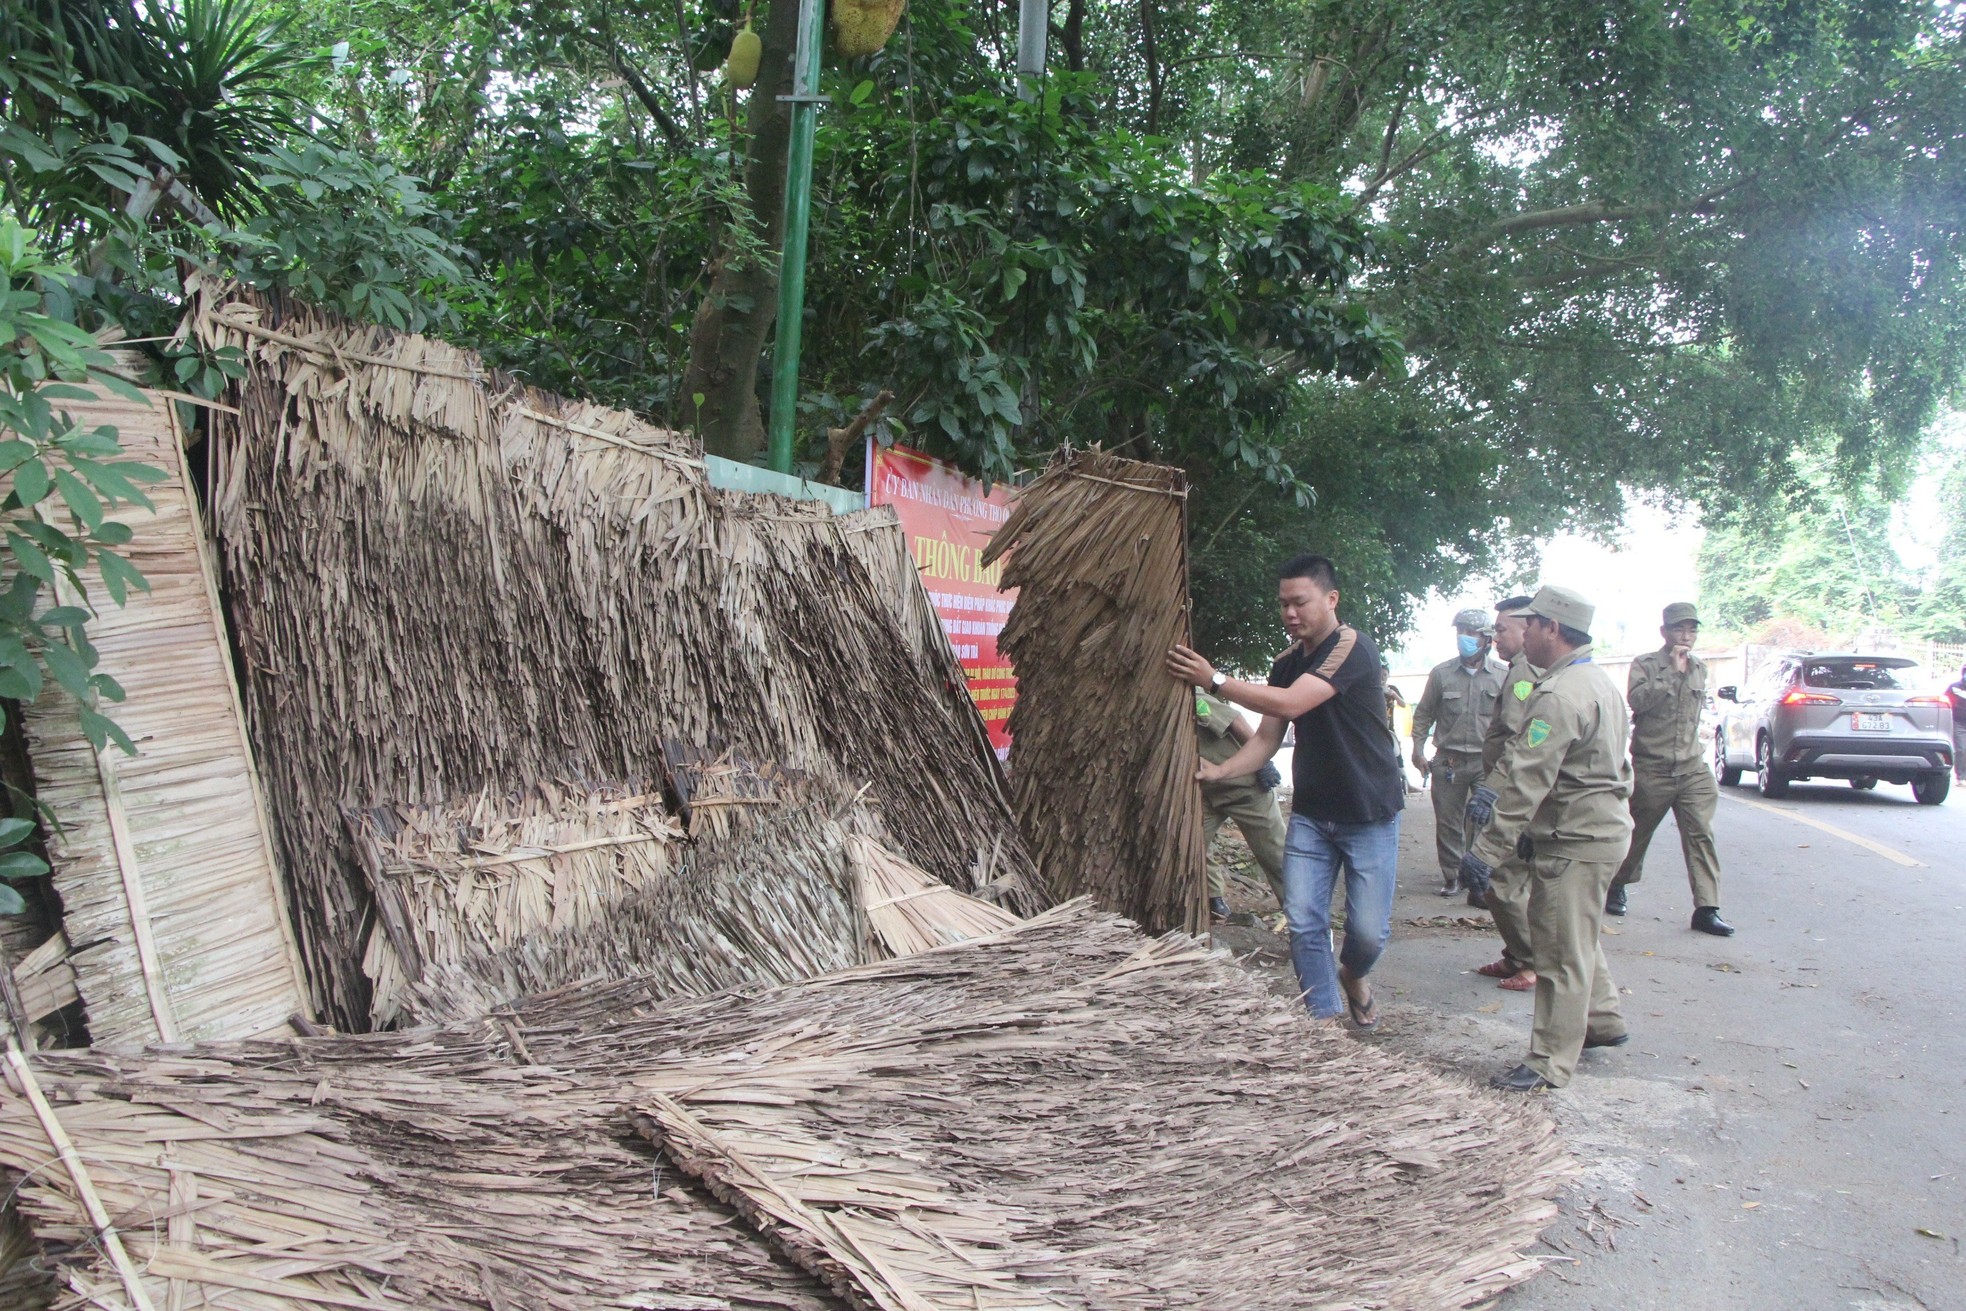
1139, 0, 1164, 135
608, 49, 686, 150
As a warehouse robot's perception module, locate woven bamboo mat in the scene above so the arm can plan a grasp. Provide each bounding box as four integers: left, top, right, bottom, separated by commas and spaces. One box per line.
189, 286, 1041, 1028
982, 451, 1207, 934
12, 390, 309, 1047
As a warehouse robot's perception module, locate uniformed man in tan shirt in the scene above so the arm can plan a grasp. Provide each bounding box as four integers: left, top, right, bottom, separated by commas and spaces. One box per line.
1410, 608, 1507, 900
1606, 602, 1733, 936
1194, 690, 1288, 921
1458, 585, 1633, 1092
1464, 596, 1540, 992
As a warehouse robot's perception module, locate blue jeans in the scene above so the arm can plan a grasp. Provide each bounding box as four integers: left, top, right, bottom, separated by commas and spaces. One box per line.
1282, 813, 1401, 1018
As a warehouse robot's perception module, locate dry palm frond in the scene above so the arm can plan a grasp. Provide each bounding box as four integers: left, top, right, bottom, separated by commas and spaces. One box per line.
846, 834, 1020, 959
400, 797, 869, 1024
186, 285, 1041, 1027
9, 392, 309, 1048
980, 450, 1205, 935
0, 904, 1570, 1311
348, 780, 685, 1028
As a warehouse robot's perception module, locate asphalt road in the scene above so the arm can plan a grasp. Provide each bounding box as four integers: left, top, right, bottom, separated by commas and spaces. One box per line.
1215, 775, 1966, 1310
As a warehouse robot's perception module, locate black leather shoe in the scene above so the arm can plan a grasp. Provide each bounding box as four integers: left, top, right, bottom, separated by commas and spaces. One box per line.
1604, 885, 1628, 916
1691, 907, 1734, 936
1208, 896, 1231, 922
1584, 1031, 1631, 1049
1490, 1064, 1556, 1093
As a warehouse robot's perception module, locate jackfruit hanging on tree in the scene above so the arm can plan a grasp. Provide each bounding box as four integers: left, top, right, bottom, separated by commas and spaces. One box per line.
724, 20, 761, 87
830, 0, 908, 59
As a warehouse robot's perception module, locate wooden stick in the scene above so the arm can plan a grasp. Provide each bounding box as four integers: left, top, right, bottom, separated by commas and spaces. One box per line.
3, 1039, 159, 1311
90, 746, 178, 1043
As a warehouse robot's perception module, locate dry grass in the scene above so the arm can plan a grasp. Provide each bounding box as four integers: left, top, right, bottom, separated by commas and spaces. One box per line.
981, 451, 1206, 934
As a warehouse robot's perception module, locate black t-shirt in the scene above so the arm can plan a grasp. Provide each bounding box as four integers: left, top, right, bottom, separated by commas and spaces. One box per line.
1268, 625, 1406, 824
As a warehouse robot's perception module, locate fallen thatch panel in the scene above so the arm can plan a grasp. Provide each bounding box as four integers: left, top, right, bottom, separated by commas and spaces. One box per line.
191, 287, 1040, 1027
846, 833, 1021, 960
398, 799, 869, 1025
0, 904, 1568, 1311
0, 1038, 835, 1311
348, 780, 685, 1028
628, 910, 1571, 1311
12, 390, 309, 1047
980, 451, 1205, 935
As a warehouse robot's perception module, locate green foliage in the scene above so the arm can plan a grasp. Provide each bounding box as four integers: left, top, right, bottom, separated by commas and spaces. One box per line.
1694, 449, 1929, 642
0, 815, 46, 916
0, 219, 164, 760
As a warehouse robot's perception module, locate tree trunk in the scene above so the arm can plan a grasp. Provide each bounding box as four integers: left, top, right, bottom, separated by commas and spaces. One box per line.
678, 0, 802, 461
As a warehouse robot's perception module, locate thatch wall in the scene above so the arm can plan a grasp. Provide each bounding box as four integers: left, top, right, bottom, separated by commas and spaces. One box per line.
12, 391, 309, 1047
981, 451, 1206, 934
190, 288, 1040, 1027
0, 903, 1572, 1311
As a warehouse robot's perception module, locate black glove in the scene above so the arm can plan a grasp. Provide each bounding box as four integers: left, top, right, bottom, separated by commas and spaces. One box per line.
1457, 850, 1494, 899
1256, 761, 1283, 791
1465, 784, 1498, 828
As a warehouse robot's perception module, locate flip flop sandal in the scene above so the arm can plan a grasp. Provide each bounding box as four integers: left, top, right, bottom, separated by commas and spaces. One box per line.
1475, 958, 1517, 978
1346, 986, 1379, 1029
1498, 972, 1537, 992
1436, 884, 1460, 897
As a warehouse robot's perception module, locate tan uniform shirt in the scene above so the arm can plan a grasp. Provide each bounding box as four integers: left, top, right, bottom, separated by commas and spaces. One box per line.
1471, 647, 1634, 866
1480, 655, 1544, 779
1411, 654, 1508, 756
1625, 646, 1709, 773
1195, 691, 1264, 806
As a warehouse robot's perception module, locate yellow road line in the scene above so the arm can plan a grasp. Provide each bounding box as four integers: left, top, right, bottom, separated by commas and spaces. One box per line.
1724, 794, 1928, 868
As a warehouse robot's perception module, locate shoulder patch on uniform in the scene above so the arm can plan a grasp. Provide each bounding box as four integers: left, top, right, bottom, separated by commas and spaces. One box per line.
1513, 679, 1534, 701
1525, 718, 1552, 747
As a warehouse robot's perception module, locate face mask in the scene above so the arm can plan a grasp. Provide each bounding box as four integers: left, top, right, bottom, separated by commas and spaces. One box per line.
1457, 633, 1483, 659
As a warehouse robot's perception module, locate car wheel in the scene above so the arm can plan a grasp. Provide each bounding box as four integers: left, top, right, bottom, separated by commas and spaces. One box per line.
1755, 734, 1789, 798
1912, 771, 1951, 806
1714, 731, 1742, 787
1850, 776, 1877, 791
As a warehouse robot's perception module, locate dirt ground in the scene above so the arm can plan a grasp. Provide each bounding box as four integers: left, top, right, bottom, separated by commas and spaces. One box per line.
1206, 782, 1966, 1310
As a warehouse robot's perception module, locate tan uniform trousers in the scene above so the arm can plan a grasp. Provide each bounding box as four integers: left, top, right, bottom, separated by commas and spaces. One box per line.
1611, 767, 1722, 909
1428, 751, 1480, 886
1203, 787, 1288, 908
1485, 856, 1535, 970
1525, 853, 1627, 1088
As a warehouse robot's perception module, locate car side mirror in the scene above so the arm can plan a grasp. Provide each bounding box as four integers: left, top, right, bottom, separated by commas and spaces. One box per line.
1716, 686, 1737, 702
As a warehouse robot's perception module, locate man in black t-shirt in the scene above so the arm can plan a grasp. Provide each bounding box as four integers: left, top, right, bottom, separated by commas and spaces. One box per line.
1167, 553, 1405, 1027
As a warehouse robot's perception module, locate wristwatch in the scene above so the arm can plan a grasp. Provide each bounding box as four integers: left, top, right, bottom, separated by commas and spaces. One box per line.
1210, 671, 1228, 692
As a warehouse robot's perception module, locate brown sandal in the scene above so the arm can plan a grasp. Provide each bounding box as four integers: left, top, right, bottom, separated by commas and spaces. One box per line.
1338, 966, 1379, 1029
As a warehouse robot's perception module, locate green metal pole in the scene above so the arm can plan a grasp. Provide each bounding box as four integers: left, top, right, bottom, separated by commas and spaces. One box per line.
766, 0, 827, 475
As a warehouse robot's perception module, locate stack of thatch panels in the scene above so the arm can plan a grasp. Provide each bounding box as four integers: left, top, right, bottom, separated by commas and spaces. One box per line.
186, 286, 1042, 1028
0, 903, 1571, 1311
9, 390, 310, 1048
982, 450, 1206, 934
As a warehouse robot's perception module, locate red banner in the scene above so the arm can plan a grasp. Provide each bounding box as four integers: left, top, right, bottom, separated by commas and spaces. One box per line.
866, 443, 1017, 758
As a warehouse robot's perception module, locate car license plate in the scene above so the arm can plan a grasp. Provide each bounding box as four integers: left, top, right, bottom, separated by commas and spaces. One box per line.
1851, 712, 1891, 732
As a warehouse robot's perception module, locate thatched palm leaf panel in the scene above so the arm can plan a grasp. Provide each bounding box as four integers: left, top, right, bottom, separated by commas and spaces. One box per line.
1, 904, 1567, 1311
980, 451, 1205, 934
11, 391, 310, 1048
346, 780, 685, 1028
0, 1044, 835, 1311
192, 289, 1039, 1027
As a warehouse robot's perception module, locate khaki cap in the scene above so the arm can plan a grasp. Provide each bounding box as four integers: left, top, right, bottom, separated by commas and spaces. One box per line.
1662, 601, 1700, 626
1522, 585, 1594, 634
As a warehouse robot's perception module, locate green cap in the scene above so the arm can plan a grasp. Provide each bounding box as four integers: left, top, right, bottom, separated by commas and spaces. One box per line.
1662, 601, 1700, 627
1522, 584, 1594, 634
